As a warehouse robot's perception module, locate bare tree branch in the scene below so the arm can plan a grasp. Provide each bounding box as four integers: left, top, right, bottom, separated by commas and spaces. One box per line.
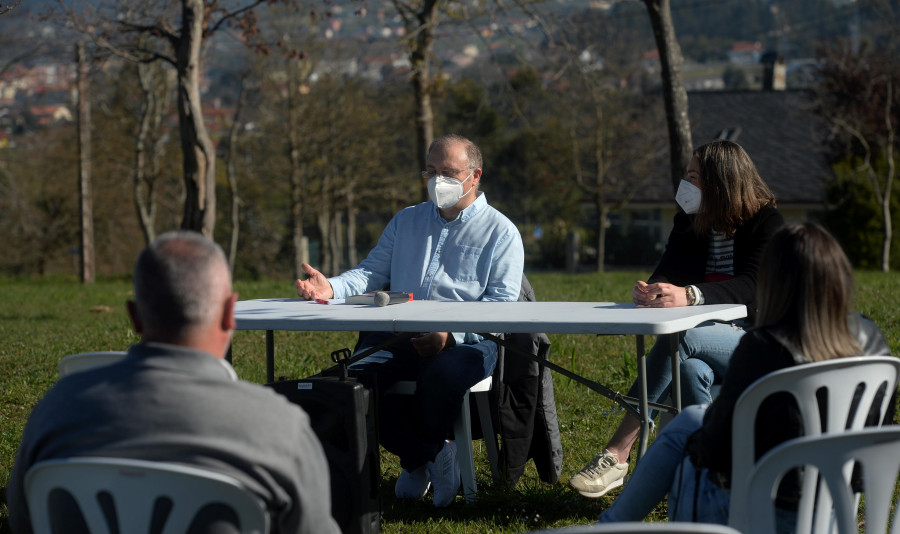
53, 1, 178, 66
205, 0, 267, 37
0, 0, 23, 16
115, 20, 179, 44
0, 46, 41, 77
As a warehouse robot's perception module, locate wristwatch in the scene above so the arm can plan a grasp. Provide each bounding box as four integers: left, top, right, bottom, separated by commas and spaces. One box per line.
685, 285, 697, 306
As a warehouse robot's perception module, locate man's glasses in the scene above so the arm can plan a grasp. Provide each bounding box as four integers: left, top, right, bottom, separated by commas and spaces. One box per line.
421, 169, 471, 180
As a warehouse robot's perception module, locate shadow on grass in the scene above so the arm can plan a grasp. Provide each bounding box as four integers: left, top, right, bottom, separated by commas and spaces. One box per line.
378, 473, 628, 532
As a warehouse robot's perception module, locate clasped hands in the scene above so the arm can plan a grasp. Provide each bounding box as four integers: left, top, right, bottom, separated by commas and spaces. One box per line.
633, 280, 689, 308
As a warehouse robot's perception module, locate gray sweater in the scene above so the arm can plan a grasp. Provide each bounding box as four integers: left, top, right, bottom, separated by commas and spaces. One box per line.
7, 342, 340, 534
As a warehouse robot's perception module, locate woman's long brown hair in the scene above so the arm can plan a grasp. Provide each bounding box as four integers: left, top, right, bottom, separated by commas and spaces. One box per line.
691, 140, 776, 236
755, 222, 861, 362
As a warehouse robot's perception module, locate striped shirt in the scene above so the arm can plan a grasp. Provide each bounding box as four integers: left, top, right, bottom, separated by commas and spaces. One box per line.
705, 231, 735, 282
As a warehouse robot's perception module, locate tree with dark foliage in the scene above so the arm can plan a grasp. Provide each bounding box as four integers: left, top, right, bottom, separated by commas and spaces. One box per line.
815, 22, 899, 272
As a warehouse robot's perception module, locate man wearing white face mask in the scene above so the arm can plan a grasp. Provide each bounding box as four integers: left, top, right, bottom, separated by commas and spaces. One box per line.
569, 140, 784, 500
427, 166, 475, 212
295, 134, 524, 508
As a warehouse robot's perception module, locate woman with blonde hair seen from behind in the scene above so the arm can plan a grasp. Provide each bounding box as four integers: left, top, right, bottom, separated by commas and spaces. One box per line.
594, 222, 891, 528
571, 140, 784, 498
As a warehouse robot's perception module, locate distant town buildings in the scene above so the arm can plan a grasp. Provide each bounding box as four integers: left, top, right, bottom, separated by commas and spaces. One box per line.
0, 0, 820, 148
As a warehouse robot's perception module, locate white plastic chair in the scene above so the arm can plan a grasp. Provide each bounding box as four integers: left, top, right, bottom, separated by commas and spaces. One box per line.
25, 457, 268, 534
57, 351, 127, 377
386, 375, 499, 503
746, 427, 900, 534
728, 355, 900, 533
527, 522, 743, 533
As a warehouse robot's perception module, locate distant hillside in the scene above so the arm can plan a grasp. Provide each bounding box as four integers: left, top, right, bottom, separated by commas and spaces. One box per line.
1, 0, 875, 69
557, 0, 865, 64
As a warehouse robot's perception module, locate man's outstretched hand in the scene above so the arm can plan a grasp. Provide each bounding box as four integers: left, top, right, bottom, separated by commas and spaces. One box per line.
295, 263, 334, 301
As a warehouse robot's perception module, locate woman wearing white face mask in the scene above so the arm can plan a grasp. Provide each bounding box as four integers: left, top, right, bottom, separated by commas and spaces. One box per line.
569, 140, 784, 500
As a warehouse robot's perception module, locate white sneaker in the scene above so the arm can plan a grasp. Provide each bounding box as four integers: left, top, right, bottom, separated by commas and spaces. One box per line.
568, 449, 628, 498
426, 440, 460, 508
395, 465, 431, 499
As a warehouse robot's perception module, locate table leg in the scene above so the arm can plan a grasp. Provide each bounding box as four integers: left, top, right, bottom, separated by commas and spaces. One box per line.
481, 333, 646, 418
481, 332, 673, 464
636, 335, 649, 462
266, 330, 274, 384
669, 333, 682, 412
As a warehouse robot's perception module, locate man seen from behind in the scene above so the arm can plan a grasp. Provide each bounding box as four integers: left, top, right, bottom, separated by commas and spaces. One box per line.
7, 231, 340, 534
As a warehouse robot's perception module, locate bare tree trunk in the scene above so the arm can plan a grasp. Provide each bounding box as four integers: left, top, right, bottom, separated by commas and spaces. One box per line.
331, 210, 343, 274
412, 43, 434, 169
317, 212, 331, 275
592, 105, 607, 273
881, 80, 894, 272
76, 42, 94, 284
397, 0, 439, 200
844, 122, 894, 273
134, 69, 156, 245
346, 189, 357, 268
596, 201, 609, 273
225, 76, 247, 274
882, 173, 893, 272
288, 58, 311, 278
176, 0, 217, 237
571, 105, 616, 273
133, 58, 169, 245
644, 0, 692, 193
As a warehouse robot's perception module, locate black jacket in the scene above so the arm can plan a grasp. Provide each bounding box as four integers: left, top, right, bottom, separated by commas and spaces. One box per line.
649, 204, 784, 324
688, 313, 893, 491
489, 274, 563, 485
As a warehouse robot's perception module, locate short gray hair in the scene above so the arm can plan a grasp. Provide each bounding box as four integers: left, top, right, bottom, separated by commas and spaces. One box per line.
133, 231, 229, 339
427, 134, 483, 171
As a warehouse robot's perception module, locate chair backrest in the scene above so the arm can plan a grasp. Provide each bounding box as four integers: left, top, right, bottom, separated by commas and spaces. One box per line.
746, 427, 900, 534
729, 355, 900, 532
527, 522, 743, 533
58, 351, 127, 377
25, 457, 269, 534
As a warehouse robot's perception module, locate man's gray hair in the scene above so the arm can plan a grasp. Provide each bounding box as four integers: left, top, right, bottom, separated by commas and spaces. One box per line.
427, 134, 483, 171
133, 231, 228, 338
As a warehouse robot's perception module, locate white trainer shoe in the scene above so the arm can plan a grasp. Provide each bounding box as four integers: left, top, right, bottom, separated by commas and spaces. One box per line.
395, 465, 431, 499
426, 440, 460, 508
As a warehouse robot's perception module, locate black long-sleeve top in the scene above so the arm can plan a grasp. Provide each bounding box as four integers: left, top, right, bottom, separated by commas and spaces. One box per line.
649, 204, 784, 325
688, 314, 893, 490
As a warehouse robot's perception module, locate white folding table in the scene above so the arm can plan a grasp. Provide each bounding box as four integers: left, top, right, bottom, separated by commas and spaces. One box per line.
234, 299, 746, 459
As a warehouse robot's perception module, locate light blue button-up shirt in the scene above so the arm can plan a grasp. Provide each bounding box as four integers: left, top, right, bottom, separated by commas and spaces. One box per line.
328, 193, 524, 345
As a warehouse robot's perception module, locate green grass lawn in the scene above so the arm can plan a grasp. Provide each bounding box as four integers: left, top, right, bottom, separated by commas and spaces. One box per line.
1, 271, 898, 533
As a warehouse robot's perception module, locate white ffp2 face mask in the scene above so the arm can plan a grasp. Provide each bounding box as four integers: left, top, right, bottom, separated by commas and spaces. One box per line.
427, 171, 473, 209
675, 179, 702, 214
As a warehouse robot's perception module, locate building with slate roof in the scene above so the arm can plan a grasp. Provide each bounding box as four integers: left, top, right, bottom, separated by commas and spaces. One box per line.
605, 88, 831, 267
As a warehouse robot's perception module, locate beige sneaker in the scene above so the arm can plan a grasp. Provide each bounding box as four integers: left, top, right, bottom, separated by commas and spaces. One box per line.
568, 449, 628, 498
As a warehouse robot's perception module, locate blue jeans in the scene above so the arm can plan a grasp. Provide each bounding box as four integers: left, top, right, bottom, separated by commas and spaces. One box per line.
349, 332, 498, 471
598, 405, 797, 531
627, 320, 746, 416
598, 405, 729, 524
